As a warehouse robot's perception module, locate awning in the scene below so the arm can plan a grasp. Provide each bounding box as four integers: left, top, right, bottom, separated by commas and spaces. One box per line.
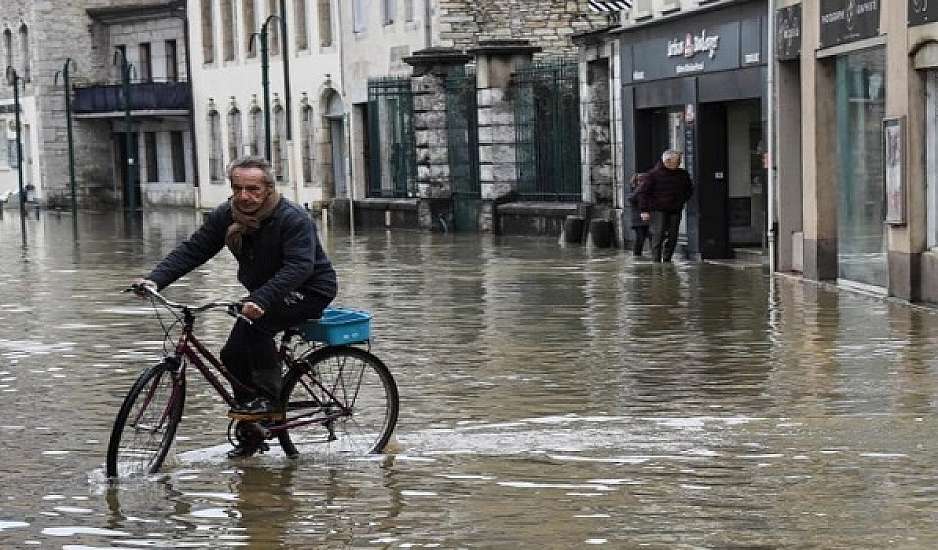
588, 0, 632, 13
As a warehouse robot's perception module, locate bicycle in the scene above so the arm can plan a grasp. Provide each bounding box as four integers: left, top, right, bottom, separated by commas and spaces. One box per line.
105, 284, 399, 479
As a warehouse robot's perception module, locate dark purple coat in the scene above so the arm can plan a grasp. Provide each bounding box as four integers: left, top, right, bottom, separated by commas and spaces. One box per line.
637, 162, 694, 213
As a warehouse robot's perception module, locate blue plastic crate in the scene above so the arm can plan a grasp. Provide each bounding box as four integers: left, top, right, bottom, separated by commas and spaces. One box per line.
300, 307, 372, 345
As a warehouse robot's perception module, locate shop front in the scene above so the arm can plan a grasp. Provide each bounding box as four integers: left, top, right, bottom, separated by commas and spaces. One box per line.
617, 0, 768, 260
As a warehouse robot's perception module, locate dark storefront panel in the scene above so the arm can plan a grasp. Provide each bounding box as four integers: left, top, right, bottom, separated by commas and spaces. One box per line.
633, 78, 695, 110
776, 4, 802, 61
697, 66, 764, 103
910, 0, 938, 26
819, 0, 880, 48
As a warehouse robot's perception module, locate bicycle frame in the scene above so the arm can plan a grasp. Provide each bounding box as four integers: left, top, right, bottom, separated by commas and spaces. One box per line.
167, 308, 355, 432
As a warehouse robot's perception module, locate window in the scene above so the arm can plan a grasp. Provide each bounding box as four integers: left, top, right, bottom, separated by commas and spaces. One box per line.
18, 25, 28, 82
228, 108, 243, 161
8, 137, 17, 167
221, 0, 236, 61
273, 104, 287, 180
630, 0, 652, 19
201, 0, 215, 63
3, 30, 11, 71
267, 0, 280, 55
209, 109, 223, 183
138, 43, 152, 82
145, 132, 158, 182
660, 0, 680, 13
165, 40, 179, 81
115, 44, 128, 81
250, 106, 264, 155
383, 0, 396, 25
171, 131, 186, 182
318, 0, 333, 47
404, 0, 414, 22
294, 0, 309, 51
353, 0, 366, 33
302, 105, 314, 184
243, 0, 257, 57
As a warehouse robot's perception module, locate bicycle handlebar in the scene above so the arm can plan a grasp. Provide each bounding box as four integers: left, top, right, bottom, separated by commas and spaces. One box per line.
127, 283, 252, 323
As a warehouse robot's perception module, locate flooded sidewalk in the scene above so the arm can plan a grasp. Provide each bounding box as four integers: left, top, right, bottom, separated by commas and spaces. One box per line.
1, 210, 937, 548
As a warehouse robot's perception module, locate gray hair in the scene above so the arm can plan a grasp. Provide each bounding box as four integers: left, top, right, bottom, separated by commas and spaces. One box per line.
661, 149, 683, 162
227, 155, 276, 186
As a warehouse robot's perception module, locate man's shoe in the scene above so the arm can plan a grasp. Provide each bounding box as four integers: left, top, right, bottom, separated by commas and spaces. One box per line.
226, 441, 270, 459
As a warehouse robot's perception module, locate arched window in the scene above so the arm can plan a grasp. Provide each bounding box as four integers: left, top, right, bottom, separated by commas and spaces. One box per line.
272, 103, 287, 181
302, 104, 314, 184
208, 109, 223, 183
201, 0, 215, 63
221, 0, 236, 61
18, 24, 28, 82
250, 105, 264, 155
227, 107, 243, 161
243, 0, 256, 58
267, 0, 280, 55
3, 30, 11, 71
318, 0, 332, 47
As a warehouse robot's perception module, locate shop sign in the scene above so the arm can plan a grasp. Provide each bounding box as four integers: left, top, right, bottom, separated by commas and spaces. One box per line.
631, 22, 741, 81
776, 4, 802, 61
909, 0, 938, 27
819, 0, 880, 48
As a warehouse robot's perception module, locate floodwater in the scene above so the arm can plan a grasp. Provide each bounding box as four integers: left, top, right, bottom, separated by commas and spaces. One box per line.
1, 209, 938, 548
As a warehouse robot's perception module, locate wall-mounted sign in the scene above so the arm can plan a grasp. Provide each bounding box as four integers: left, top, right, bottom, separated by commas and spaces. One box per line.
776, 4, 802, 61
819, 0, 880, 49
884, 116, 907, 225
667, 30, 720, 60
910, 0, 938, 27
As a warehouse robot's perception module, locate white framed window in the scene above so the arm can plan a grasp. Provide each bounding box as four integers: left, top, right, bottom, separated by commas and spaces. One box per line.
318, 0, 333, 46
383, 0, 396, 25
353, 0, 367, 33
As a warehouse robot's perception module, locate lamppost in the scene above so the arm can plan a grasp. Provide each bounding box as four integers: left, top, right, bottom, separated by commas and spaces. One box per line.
114, 48, 137, 210
5, 66, 26, 220
250, 14, 281, 161
54, 58, 78, 216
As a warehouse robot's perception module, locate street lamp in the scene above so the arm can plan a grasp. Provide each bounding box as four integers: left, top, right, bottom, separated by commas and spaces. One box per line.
5, 66, 26, 220
113, 48, 138, 210
54, 58, 78, 216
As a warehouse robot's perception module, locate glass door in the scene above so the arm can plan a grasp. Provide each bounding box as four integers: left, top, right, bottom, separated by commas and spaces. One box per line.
835, 48, 887, 288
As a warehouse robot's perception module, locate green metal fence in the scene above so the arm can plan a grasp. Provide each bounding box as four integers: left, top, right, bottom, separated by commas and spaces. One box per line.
445, 66, 481, 231
367, 77, 417, 198
513, 59, 582, 202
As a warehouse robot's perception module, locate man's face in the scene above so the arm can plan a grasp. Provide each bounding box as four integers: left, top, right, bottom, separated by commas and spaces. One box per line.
663, 154, 682, 170
230, 167, 271, 213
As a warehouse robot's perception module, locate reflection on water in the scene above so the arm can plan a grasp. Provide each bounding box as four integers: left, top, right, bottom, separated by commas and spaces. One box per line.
2, 210, 938, 547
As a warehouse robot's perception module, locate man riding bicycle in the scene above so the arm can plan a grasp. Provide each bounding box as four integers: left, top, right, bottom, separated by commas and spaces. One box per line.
134, 155, 337, 458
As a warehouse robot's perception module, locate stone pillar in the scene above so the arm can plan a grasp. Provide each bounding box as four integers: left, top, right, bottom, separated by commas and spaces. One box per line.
403, 47, 471, 231
469, 39, 541, 232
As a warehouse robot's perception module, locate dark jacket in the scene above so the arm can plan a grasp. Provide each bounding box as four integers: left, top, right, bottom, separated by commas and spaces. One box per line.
147, 197, 337, 310
638, 162, 694, 213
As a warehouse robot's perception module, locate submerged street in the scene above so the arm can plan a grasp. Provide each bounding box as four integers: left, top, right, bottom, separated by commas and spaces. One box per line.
1, 210, 938, 548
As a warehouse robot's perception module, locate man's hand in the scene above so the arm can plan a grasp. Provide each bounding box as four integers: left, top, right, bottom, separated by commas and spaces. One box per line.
242, 301, 266, 320
640, 212, 651, 222
131, 278, 157, 297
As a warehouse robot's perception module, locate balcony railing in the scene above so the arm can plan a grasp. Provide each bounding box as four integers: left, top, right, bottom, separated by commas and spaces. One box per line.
72, 78, 191, 114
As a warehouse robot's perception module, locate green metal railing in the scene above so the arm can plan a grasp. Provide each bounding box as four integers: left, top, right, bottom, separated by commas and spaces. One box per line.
445, 66, 481, 230
367, 77, 417, 199
513, 59, 582, 202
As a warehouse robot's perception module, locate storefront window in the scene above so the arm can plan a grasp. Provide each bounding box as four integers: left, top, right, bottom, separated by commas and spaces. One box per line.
835, 48, 887, 288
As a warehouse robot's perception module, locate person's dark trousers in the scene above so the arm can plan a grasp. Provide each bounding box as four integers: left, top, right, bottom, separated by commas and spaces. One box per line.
221, 291, 334, 404
650, 210, 683, 262
632, 225, 651, 256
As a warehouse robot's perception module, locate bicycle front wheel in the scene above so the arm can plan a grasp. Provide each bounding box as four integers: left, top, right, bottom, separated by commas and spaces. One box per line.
279, 346, 399, 459
106, 362, 185, 478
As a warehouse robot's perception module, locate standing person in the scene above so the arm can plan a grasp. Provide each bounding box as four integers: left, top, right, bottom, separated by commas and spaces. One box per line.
639, 150, 694, 262
133, 155, 338, 458
628, 173, 651, 256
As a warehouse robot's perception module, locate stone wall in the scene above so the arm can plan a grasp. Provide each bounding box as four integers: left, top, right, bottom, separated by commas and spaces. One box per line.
437, 0, 609, 57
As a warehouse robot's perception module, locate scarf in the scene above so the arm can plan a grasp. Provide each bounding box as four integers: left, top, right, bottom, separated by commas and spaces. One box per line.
226, 189, 281, 253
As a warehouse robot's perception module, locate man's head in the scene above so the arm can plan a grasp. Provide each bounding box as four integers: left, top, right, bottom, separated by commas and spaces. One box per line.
661, 149, 683, 170
228, 155, 276, 213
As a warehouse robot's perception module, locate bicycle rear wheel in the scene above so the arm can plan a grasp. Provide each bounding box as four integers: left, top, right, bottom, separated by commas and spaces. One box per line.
278, 346, 398, 459
106, 362, 185, 478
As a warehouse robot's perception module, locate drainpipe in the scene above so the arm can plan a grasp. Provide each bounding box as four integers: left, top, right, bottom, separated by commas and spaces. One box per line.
766, 0, 777, 272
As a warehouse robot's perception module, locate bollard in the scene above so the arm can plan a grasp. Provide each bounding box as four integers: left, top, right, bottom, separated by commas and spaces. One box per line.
588, 219, 613, 248
562, 215, 584, 244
